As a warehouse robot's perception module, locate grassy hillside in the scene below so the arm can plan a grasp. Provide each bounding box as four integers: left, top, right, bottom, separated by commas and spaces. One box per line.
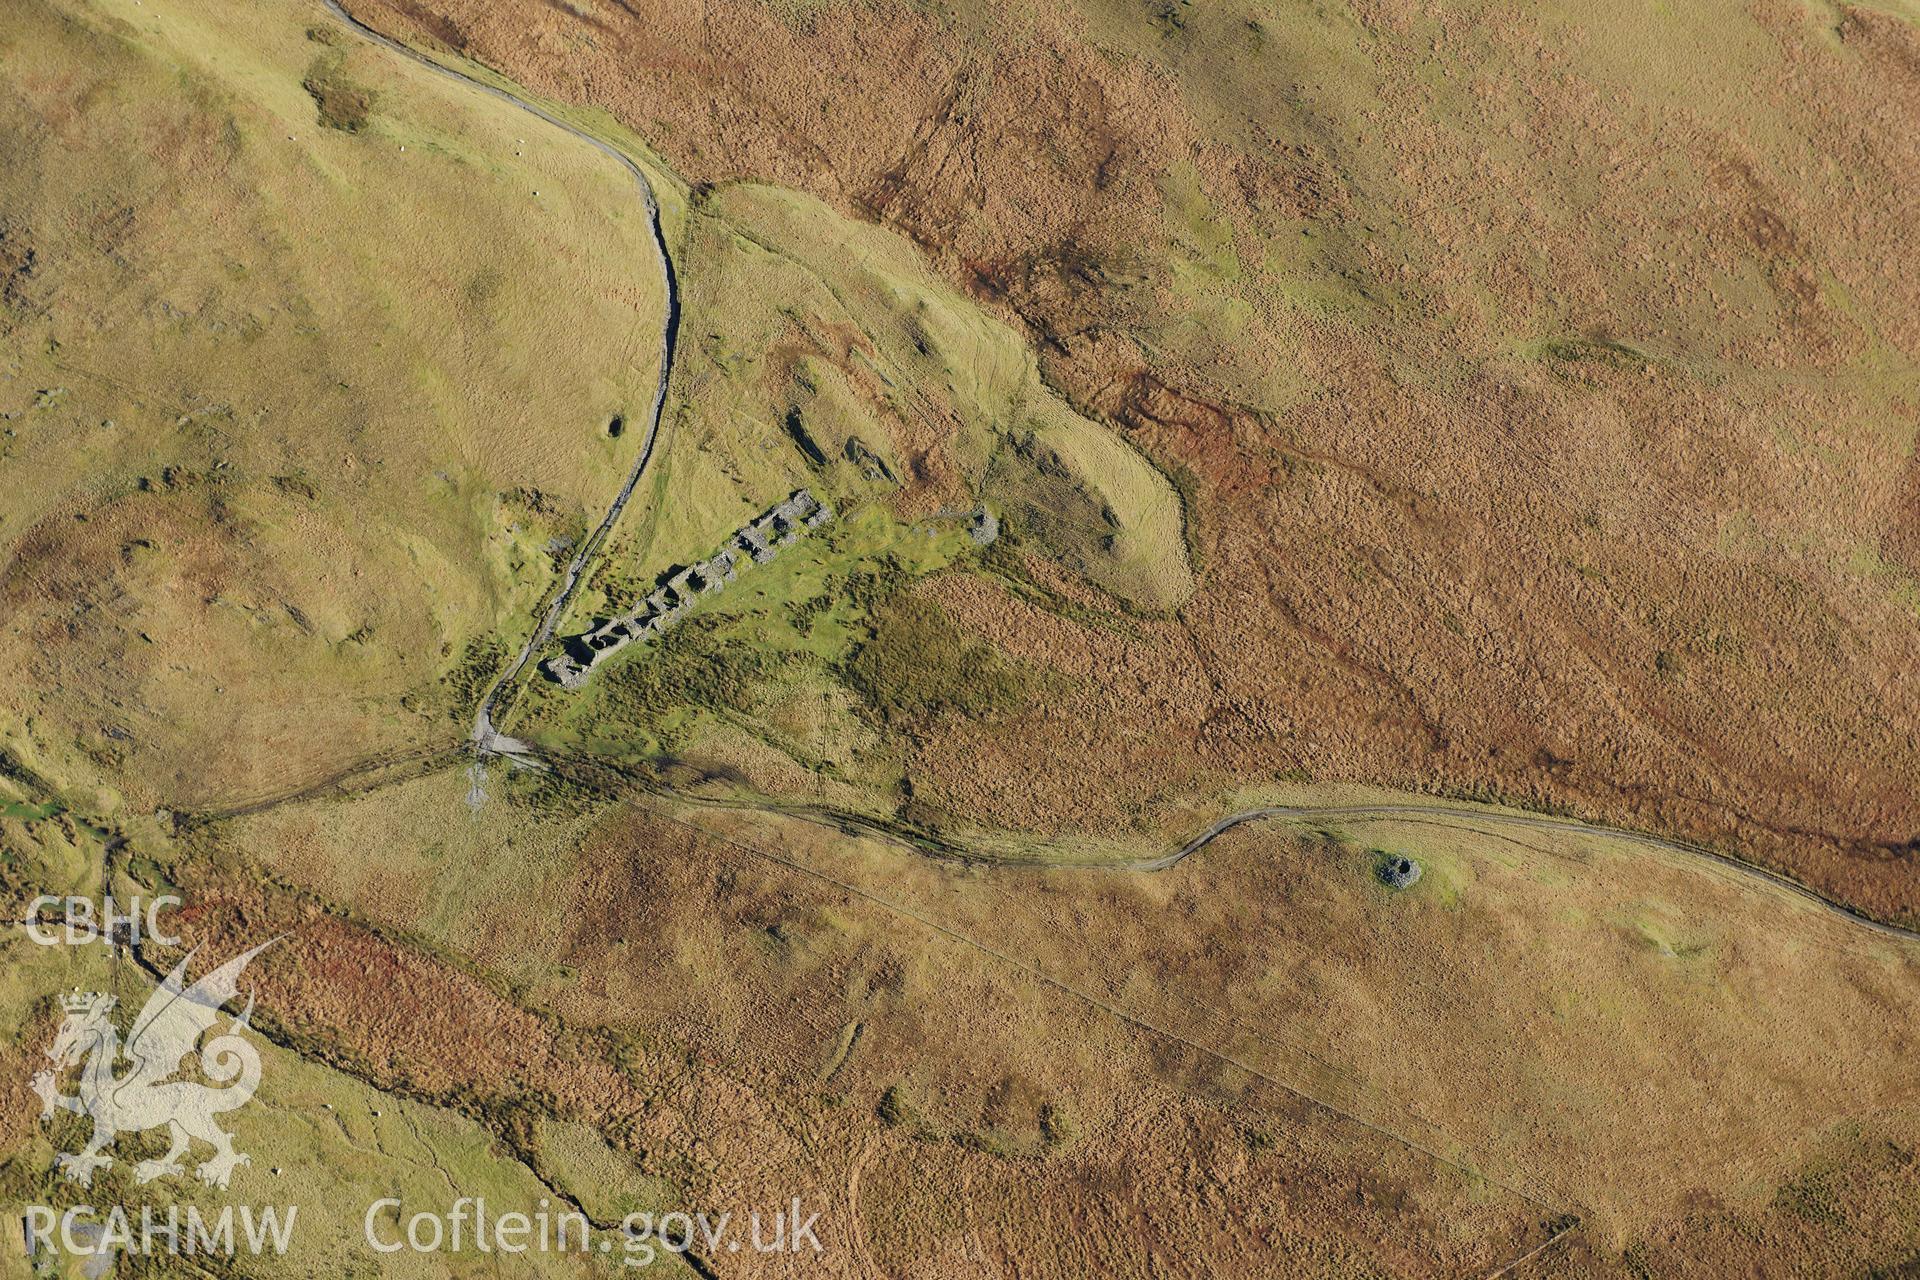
211, 766, 1920, 1271
348, 0, 1920, 921
0, 0, 669, 812
4, 0, 1919, 1276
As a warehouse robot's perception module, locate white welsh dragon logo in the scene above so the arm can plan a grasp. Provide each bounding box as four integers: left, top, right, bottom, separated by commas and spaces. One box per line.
31, 941, 276, 1190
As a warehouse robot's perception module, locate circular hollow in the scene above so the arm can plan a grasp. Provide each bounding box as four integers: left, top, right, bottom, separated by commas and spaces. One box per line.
606, 415, 625, 438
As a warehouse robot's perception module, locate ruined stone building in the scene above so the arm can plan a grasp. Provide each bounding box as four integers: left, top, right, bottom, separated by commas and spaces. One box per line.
543, 488, 833, 689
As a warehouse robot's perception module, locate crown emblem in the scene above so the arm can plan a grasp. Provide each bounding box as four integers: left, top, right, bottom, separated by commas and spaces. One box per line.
60, 990, 111, 1014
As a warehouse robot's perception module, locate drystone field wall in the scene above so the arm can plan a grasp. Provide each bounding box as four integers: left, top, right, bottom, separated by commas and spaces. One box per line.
543, 489, 833, 688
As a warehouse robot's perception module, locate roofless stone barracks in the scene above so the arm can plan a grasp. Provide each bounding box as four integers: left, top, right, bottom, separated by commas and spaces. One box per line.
542, 489, 833, 689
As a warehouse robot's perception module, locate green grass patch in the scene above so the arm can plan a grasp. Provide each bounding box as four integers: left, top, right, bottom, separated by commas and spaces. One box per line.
844, 594, 1034, 729
528, 504, 979, 768
302, 53, 376, 133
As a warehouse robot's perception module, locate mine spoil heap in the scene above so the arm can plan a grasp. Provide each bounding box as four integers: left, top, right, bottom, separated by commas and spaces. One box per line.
543, 488, 832, 689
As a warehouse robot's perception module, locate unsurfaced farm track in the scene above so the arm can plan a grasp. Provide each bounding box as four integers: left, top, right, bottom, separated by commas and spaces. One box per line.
319, 0, 683, 762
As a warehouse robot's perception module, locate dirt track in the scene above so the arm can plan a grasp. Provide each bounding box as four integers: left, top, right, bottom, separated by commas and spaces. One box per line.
1143, 804, 1920, 943
318, 0, 683, 761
